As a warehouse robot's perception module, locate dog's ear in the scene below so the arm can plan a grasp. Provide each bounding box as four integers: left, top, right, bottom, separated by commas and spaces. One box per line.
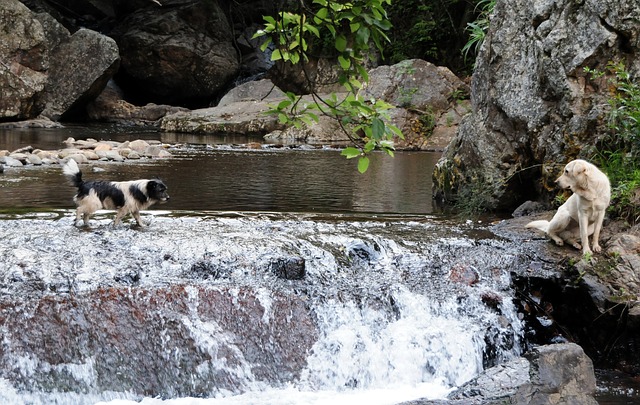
575, 162, 596, 200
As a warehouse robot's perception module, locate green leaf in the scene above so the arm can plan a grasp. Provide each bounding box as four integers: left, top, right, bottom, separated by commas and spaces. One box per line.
259, 38, 272, 52
335, 35, 347, 52
371, 117, 385, 139
356, 27, 370, 46
305, 24, 320, 38
315, 7, 328, 21
357, 156, 370, 173
356, 65, 369, 82
363, 139, 376, 153
278, 113, 289, 124
271, 49, 282, 61
341, 147, 362, 159
338, 55, 351, 70
277, 99, 292, 110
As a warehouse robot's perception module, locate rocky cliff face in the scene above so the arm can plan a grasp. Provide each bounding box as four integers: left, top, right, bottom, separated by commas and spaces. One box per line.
433, 0, 640, 210
0, 0, 275, 121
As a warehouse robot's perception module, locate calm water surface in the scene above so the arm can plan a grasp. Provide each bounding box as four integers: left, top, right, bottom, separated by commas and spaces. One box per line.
0, 125, 439, 214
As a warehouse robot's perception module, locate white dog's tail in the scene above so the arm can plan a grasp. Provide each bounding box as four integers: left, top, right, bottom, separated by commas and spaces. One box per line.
63, 158, 83, 188
525, 220, 549, 233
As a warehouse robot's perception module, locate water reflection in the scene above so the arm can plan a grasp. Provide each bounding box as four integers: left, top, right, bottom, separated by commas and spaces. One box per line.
0, 126, 439, 214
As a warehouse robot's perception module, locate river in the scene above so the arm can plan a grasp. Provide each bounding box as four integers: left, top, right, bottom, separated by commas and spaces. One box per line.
0, 125, 437, 214
0, 125, 636, 405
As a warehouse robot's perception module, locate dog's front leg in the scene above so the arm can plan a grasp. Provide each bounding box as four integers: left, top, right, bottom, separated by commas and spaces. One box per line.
132, 211, 146, 227
591, 210, 606, 253
113, 209, 125, 226
578, 209, 592, 255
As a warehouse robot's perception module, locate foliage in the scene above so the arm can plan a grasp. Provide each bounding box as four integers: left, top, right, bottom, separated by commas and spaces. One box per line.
383, 0, 480, 73
461, 0, 496, 62
253, 0, 402, 173
452, 173, 497, 217
585, 61, 640, 223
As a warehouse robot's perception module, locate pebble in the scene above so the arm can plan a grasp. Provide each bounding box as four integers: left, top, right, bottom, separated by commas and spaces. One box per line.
0, 138, 173, 170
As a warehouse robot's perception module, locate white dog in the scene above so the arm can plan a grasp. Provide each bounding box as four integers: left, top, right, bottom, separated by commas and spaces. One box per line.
526, 159, 611, 255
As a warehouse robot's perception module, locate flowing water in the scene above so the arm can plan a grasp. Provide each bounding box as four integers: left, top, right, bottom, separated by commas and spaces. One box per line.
0, 125, 625, 404
0, 211, 525, 405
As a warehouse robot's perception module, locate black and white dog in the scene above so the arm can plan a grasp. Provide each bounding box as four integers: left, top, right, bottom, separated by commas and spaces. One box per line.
63, 158, 170, 227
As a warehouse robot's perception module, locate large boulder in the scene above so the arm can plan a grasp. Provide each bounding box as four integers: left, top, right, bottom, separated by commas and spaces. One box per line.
0, 0, 119, 121
0, 0, 49, 119
265, 59, 470, 150
361, 59, 470, 151
433, 0, 640, 210
39, 27, 120, 120
447, 343, 598, 404
160, 79, 287, 135
111, 0, 240, 104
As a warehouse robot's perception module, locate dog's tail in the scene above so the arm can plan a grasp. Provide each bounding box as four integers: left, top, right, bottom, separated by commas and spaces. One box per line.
63, 158, 83, 188
525, 220, 549, 233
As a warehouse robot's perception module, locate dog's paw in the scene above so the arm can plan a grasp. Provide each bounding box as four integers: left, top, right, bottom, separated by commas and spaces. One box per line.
592, 244, 602, 253
571, 242, 582, 250
553, 239, 564, 247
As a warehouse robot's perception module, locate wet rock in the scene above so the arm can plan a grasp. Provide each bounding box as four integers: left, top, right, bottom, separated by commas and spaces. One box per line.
0, 137, 174, 169
269, 257, 306, 280
512, 200, 547, 217
447, 343, 598, 404
1, 156, 24, 167
114, 270, 141, 286
189, 254, 229, 280
449, 263, 480, 286
0, 285, 317, 397
143, 145, 171, 158
0, 118, 63, 129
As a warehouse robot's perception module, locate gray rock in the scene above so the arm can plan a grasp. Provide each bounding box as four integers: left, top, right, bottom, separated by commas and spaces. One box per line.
161, 99, 285, 136
361, 59, 467, 111
0, 0, 119, 121
39, 28, 120, 120
26, 154, 43, 165
1, 156, 24, 167
218, 79, 285, 107
447, 343, 597, 404
0, 0, 48, 119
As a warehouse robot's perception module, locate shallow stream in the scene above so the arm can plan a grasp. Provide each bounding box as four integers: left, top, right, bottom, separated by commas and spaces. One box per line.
0, 125, 636, 404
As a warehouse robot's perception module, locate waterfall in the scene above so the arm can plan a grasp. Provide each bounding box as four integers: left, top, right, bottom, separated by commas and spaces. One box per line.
0, 213, 524, 404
